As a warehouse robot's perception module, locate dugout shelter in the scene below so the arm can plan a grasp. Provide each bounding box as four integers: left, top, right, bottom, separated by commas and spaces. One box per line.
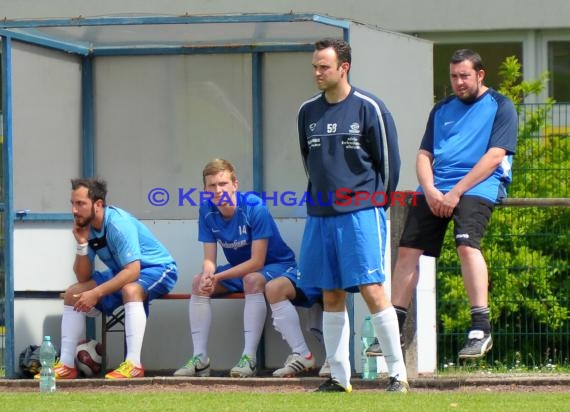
0, 13, 433, 377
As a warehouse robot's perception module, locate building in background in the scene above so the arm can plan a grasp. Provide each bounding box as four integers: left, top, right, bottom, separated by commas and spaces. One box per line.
0, 0, 568, 102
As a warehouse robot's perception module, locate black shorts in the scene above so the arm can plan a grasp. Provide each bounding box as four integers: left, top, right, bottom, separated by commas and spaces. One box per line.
399, 195, 494, 258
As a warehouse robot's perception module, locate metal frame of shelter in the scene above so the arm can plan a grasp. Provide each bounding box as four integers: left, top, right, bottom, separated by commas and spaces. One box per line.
0, 13, 350, 378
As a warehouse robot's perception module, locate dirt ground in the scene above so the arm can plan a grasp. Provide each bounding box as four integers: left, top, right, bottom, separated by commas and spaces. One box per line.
2, 375, 569, 393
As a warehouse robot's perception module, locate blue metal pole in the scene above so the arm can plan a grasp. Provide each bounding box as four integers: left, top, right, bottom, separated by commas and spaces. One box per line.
252, 52, 263, 194
81, 56, 95, 178
2, 35, 16, 378
81, 55, 96, 340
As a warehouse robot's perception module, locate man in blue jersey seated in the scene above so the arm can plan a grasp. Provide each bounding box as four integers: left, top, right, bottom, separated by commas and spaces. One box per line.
390, 49, 518, 360
46, 178, 178, 379
174, 158, 323, 378
297, 38, 408, 393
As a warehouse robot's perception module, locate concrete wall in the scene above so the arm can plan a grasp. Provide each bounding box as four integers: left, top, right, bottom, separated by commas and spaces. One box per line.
11, 42, 82, 213
350, 23, 432, 191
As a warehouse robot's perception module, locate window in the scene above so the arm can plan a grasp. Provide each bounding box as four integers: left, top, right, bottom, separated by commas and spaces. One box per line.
548, 42, 570, 102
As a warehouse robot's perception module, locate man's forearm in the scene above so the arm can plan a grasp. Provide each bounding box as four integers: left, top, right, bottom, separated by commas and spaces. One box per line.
73, 255, 92, 282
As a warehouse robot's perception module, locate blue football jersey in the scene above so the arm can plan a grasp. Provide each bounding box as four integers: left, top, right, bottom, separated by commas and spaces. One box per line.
420, 89, 518, 202
198, 192, 295, 266
297, 87, 401, 216
87, 206, 175, 273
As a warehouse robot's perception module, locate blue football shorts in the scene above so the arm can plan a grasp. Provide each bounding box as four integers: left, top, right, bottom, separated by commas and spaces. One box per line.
92, 263, 178, 315
217, 262, 321, 308
298, 207, 387, 293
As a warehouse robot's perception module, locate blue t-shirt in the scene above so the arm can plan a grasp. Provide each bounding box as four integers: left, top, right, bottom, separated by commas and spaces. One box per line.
420, 89, 518, 203
198, 192, 296, 266
298, 86, 401, 216
87, 206, 176, 273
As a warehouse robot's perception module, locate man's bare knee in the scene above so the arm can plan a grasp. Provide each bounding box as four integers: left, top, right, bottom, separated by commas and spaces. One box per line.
322, 290, 347, 312
243, 273, 266, 294
121, 282, 145, 302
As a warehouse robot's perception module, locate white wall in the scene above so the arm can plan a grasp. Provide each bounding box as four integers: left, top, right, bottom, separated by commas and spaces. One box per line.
416, 256, 437, 375
262, 52, 315, 218
14, 222, 77, 291
11, 42, 82, 213
350, 23, 433, 191
93, 54, 254, 220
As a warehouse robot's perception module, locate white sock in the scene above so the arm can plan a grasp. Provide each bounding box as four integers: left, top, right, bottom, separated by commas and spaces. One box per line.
323, 310, 351, 389
372, 307, 408, 382
124, 301, 146, 367
270, 300, 311, 357
243, 292, 267, 361
189, 295, 211, 361
60, 305, 86, 367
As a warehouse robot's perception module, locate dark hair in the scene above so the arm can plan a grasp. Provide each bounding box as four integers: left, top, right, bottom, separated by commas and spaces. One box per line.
71, 178, 107, 206
450, 49, 485, 71
315, 38, 352, 68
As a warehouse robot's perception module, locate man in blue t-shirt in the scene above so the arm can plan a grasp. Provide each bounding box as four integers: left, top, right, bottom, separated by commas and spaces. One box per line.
390, 49, 518, 359
174, 159, 322, 378
48, 178, 177, 380
297, 38, 408, 393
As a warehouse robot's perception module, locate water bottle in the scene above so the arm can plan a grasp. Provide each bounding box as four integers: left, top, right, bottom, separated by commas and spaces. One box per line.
360, 316, 377, 380
39, 335, 56, 393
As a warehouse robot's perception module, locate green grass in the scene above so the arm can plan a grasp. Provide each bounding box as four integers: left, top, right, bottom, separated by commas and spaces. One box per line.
0, 392, 569, 412
438, 356, 570, 375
